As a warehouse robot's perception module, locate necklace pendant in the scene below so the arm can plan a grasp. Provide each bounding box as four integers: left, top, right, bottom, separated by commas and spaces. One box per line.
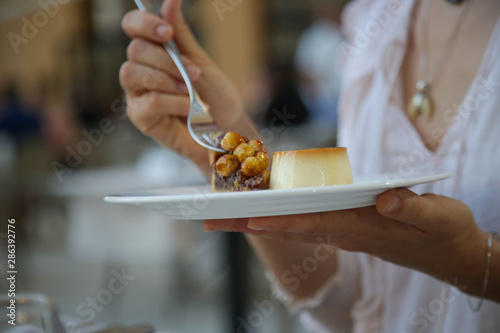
408, 81, 433, 120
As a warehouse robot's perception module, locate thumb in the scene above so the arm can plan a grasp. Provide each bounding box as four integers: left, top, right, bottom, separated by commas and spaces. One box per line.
376, 188, 448, 231
160, 0, 206, 61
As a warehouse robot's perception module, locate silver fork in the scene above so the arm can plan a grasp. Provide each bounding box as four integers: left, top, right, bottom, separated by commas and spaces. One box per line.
134, 0, 225, 153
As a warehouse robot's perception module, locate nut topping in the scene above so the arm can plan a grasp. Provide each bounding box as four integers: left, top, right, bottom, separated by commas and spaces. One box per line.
215, 155, 239, 176
212, 132, 270, 191
221, 132, 246, 151
233, 143, 256, 162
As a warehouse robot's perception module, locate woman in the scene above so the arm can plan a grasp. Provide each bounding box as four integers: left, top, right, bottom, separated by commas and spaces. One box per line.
120, 0, 500, 331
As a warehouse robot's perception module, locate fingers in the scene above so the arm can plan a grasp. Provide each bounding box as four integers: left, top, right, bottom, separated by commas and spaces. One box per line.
257, 232, 342, 245
204, 218, 284, 237
120, 61, 187, 96
247, 213, 329, 233
204, 219, 343, 245
131, 113, 207, 164
123, 1, 208, 62
126, 92, 190, 129
122, 10, 173, 43
160, 0, 205, 59
126, 39, 201, 82
121, 2, 252, 133
246, 207, 378, 234
376, 188, 461, 232
204, 219, 263, 234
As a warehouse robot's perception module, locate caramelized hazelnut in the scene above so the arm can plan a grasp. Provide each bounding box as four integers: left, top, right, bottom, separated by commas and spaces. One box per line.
233, 143, 256, 163
216, 154, 239, 176
221, 132, 246, 151
256, 151, 269, 170
241, 157, 261, 177
248, 140, 263, 152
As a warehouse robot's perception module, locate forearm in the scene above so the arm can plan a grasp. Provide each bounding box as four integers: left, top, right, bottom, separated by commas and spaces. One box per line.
245, 234, 338, 301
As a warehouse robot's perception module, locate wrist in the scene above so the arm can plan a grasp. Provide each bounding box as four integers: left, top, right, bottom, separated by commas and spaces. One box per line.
484, 234, 500, 302
440, 230, 499, 302
458, 230, 489, 296
421, 229, 487, 297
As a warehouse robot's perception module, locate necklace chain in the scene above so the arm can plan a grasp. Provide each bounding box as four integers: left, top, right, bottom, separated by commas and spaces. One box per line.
409, 0, 477, 119
419, 0, 476, 84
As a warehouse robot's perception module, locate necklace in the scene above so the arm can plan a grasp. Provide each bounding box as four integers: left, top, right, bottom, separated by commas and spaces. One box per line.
408, 0, 476, 119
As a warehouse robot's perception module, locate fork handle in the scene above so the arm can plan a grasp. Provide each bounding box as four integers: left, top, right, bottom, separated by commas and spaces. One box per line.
162, 40, 195, 104
133, 0, 196, 104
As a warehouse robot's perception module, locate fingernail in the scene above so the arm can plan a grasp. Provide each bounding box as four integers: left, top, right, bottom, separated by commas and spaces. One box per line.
383, 195, 401, 213
186, 65, 201, 79
156, 25, 172, 38
247, 224, 265, 231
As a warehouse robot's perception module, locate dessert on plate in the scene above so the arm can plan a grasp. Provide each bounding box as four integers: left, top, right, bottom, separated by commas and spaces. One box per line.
270, 147, 352, 189
209, 132, 270, 192
209, 132, 352, 192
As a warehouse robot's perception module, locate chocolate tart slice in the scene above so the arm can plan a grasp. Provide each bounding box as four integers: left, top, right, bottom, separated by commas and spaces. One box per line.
209, 132, 270, 192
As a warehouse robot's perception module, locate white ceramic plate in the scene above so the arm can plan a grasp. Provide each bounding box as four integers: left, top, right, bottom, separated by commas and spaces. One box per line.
104, 173, 450, 220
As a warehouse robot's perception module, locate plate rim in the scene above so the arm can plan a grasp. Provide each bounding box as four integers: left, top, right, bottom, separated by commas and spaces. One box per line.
103, 172, 451, 204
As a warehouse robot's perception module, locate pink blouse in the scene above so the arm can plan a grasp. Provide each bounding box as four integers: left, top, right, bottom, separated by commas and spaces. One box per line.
274, 0, 500, 332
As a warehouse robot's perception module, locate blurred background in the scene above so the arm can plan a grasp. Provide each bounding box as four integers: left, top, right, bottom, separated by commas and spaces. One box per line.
0, 0, 349, 332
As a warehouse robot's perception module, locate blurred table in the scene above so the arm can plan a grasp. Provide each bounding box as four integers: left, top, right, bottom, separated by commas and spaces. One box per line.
40, 148, 248, 332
